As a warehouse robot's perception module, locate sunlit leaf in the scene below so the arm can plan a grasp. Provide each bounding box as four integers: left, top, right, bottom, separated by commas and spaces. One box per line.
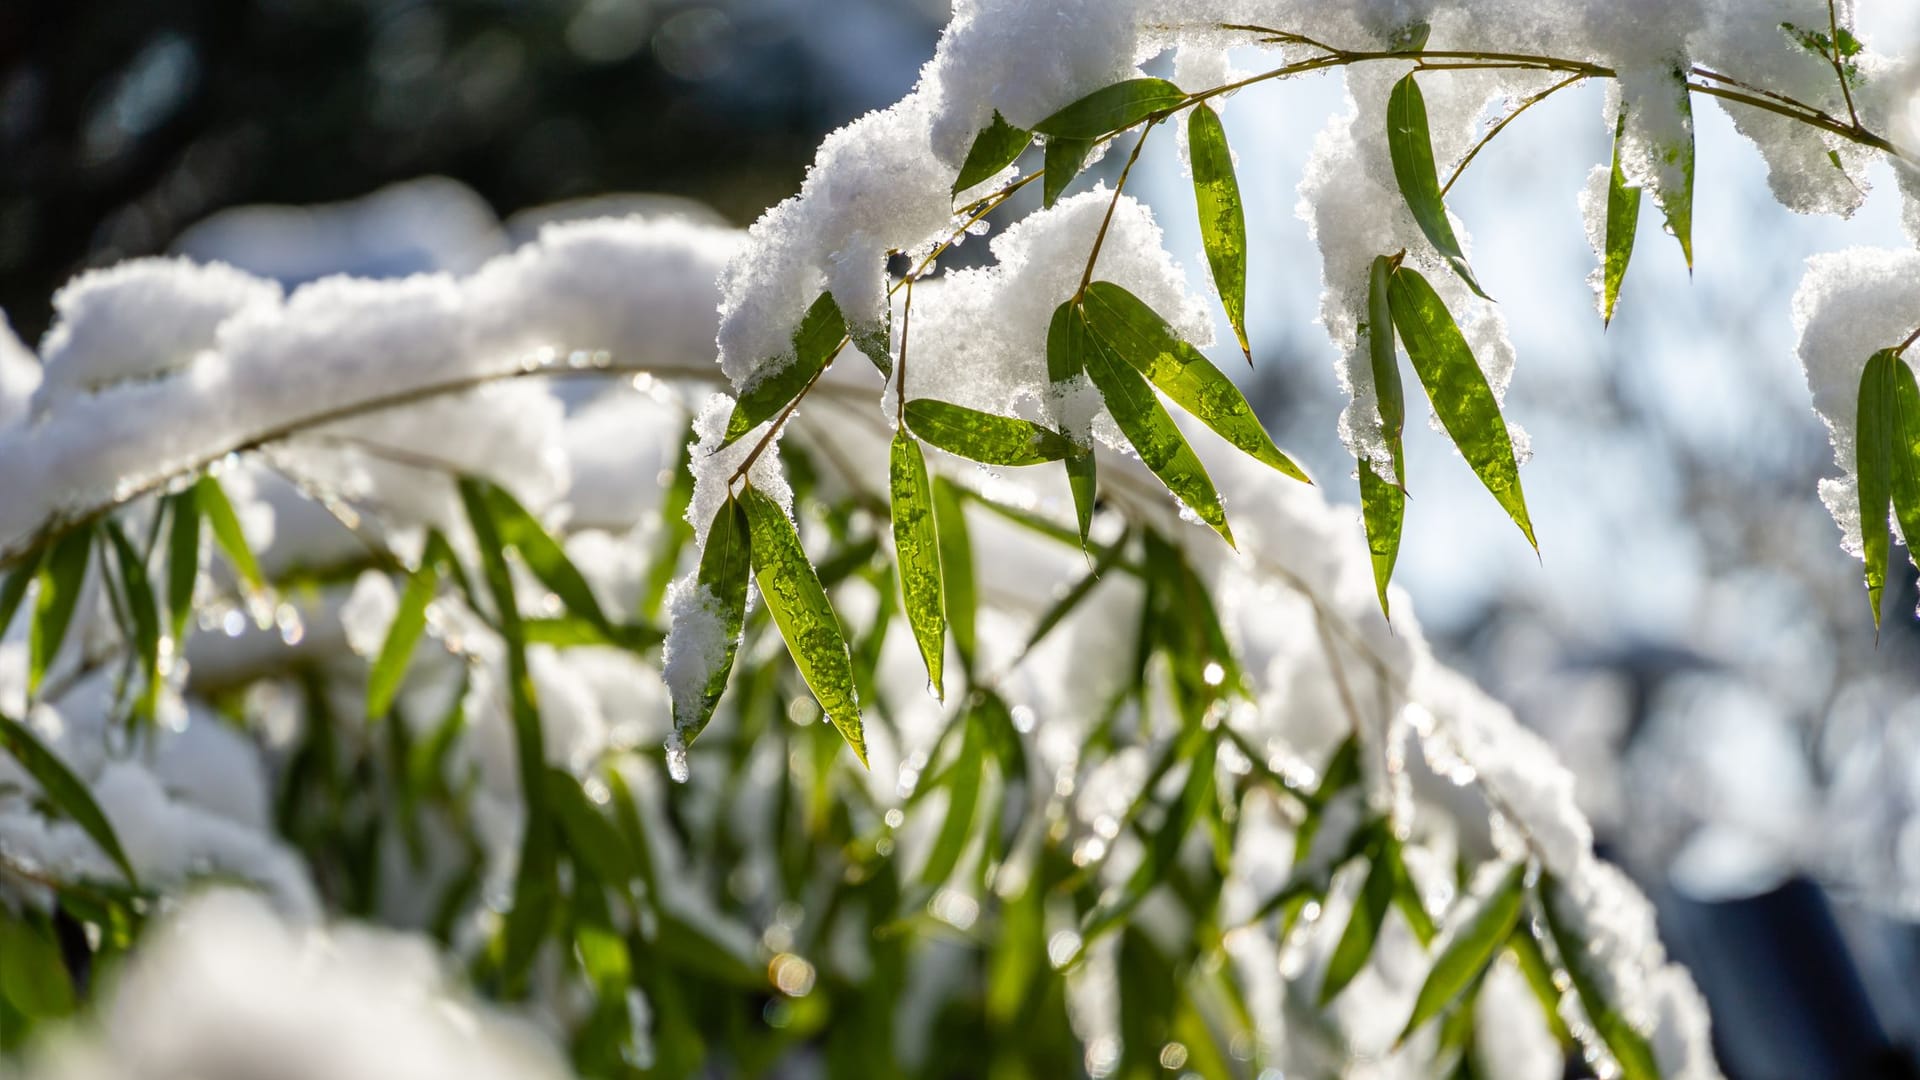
0, 711, 137, 885
1075, 304, 1234, 546
1081, 731, 1217, 947
475, 479, 613, 635
1399, 861, 1527, 1042
367, 537, 443, 719
1387, 266, 1536, 548
102, 521, 162, 720
1033, 78, 1185, 140
920, 728, 981, 885
1602, 107, 1642, 326
890, 431, 946, 699
196, 475, 263, 596
1508, 923, 1576, 1047
724, 292, 847, 445
1187, 103, 1250, 362
740, 485, 866, 766
932, 477, 976, 678
852, 307, 893, 380
673, 497, 752, 748
1386, 73, 1489, 299
1885, 357, 1920, 595
0, 918, 74, 1018
0, 550, 38, 644
1320, 838, 1396, 1003
1858, 349, 1897, 628
1538, 874, 1662, 1080
954, 111, 1031, 196
164, 489, 201, 644
1359, 460, 1404, 619
1653, 73, 1695, 270
29, 527, 92, 698
904, 399, 1075, 466
1042, 135, 1094, 208
1363, 255, 1408, 617
545, 766, 637, 889
1048, 301, 1099, 546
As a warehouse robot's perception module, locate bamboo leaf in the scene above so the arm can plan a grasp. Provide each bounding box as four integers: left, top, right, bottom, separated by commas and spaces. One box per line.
196, 475, 263, 595
1320, 840, 1396, 1004
1066, 449, 1097, 550
29, 527, 92, 698
1602, 107, 1643, 326
1187, 104, 1251, 362
890, 431, 947, 700
368, 545, 441, 719
1369, 256, 1406, 445
673, 497, 752, 748
1048, 300, 1099, 547
724, 292, 847, 445
904, 399, 1075, 466
1653, 73, 1695, 270
1081, 732, 1217, 947
0, 711, 137, 885
1033, 78, 1185, 140
1387, 266, 1536, 548
1359, 458, 1405, 618
1399, 862, 1527, 1042
1018, 530, 1128, 661
920, 729, 982, 885
1081, 281, 1307, 483
953, 111, 1031, 196
1858, 350, 1897, 628
1386, 73, 1489, 299
1539, 874, 1662, 1080
852, 308, 893, 379
0, 918, 74, 1018
477, 479, 613, 635
1885, 357, 1920, 589
932, 478, 976, 678
164, 490, 201, 644
1042, 136, 1093, 209
0, 550, 39, 642
102, 522, 162, 720
1075, 303, 1235, 546
740, 485, 867, 766
545, 766, 637, 888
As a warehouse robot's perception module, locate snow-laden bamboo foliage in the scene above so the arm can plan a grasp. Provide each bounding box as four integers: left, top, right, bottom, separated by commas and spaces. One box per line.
1, 0, 1916, 1077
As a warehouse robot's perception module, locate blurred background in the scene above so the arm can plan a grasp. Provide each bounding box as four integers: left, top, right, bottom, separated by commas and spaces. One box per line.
2, 1, 1917, 1076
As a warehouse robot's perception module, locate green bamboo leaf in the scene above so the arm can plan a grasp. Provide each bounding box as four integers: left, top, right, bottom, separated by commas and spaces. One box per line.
1187, 104, 1250, 362
672, 497, 751, 748
0, 918, 74, 1018
196, 475, 263, 595
545, 766, 637, 888
0, 550, 39, 642
1034, 78, 1186, 139
1075, 304, 1235, 546
1359, 458, 1405, 618
1885, 358, 1920, 583
477, 479, 613, 635
852, 307, 893, 380
1386, 73, 1489, 299
1369, 255, 1406, 444
0, 711, 137, 885
1017, 529, 1129, 662
1858, 350, 1897, 628
368, 546, 441, 719
1398, 862, 1527, 1043
953, 111, 1031, 196
1081, 281, 1307, 484
1320, 841, 1396, 1004
1539, 874, 1662, 1080
164, 490, 201, 644
1602, 108, 1643, 326
920, 730, 982, 885
904, 399, 1075, 466
1507, 921, 1576, 1047
1387, 266, 1536, 548
1363, 257, 1407, 616
640, 427, 697, 620
1048, 300, 1099, 547
102, 522, 162, 719
29, 527, 92, 698
890, 431, 946, 700
725, 292, 847, 445
1081, 732, 1217, 947
1387, 833, 1437, 946
1655, 75, 1695, 270
932, 478, 976, 678
739, 485, 867, 766
520, 615, 659, 650
1042, 136, 1093, 209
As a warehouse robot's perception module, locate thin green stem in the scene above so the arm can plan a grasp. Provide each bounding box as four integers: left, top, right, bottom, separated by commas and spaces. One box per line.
1828, 0, 1861, 129
894, 276, 915, 419
1441, 73, 1588, 197
1075, 119, 1158, 300
1895, 324, 1920, 357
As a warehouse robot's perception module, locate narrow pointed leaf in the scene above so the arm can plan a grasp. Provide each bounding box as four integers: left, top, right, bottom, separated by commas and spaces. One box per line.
1075, 305, 1235, 546
953, 111, 1031, 196
724, 292, 847, 445
1048, 301, 1099, 547
1359, 458, 1405, 618
1387, 267, 1536, 547
1386, 73, 1489, 299
1081, 281, 1307, 483
1858, 350, 1897, 628
1362, 256, 1407, 616
1018, 528, 1128, 661
1187, 104, 1250, 361
1399, 862, 1527, 1042
0, 918, 75, 1018
545, 766, 637, 887
102, 522, 161, 719
0, 711, 136, 885
1033, 78, 1185, 139
0, 555, 34, 642
29, 528, 92, 697
1066, 450, 1097, 549
1539, 874, 1662, 1080
739, 485, 866, 766
1320, 844, 1396, 1004
368, 551, 440, 719
1508, 925, 1576, 1047
920, 732, 981, 885
932, 478, 976, 678
852, 309, 893, 379
1369, 255, 1406, 445
673, 497, 751, 747
476, 479, 612, 635
1654, 76, 1695, 270
1042, 136, 1093, 208
164, 490, 201, 644
1888, 358, 1920, 579
890, 431, 946, 700
1602, 108, 1642, 326
1082, 734, 1216, 946
196, 475, 263, 595
904, 399, 1075, 466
